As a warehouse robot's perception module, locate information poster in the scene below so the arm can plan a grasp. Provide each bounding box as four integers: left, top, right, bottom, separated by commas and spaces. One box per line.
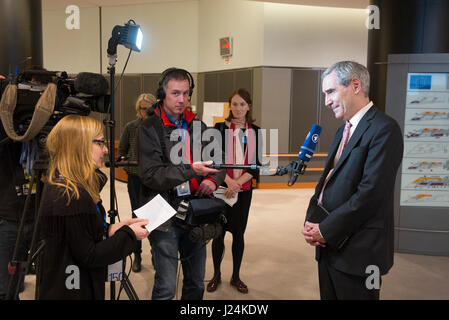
401, 73, 449, 207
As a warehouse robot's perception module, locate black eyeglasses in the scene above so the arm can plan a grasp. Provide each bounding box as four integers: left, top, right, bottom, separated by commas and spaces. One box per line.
92, 139, 107, 148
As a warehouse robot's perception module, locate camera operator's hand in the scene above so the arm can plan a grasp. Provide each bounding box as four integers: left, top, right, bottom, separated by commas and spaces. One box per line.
196, 179, 217, 196
0, 75, 5, 79
192, 160, 219, 176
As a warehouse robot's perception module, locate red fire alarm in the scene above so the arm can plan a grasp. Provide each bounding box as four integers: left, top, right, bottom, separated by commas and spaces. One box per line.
220, 37, 232, 57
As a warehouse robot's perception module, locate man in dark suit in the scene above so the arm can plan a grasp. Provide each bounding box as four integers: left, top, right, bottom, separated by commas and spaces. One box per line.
301, 61, 403, 300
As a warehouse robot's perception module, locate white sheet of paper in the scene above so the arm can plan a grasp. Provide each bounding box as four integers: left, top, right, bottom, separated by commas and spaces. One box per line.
213, 186, 238, 207
133, 194, 177, 232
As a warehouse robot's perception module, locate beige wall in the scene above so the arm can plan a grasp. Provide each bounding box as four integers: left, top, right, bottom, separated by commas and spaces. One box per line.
42, 0, 368, 74
101, 1, 199, 73
43, 7, 101, 73
197, 0, 265, 72
42, 1, 199, 74
263, 3, 368, 67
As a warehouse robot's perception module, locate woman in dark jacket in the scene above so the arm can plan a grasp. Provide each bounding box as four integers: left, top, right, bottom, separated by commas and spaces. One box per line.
207, 88, 261, 294
37, 115, 149, 300
118, 93, 156, 272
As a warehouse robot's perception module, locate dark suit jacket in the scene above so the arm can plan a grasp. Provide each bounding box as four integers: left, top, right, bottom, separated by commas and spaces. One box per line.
305, 106, 403, 277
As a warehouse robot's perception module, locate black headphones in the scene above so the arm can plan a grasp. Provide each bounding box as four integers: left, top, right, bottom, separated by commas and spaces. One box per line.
156, 67, 195, 100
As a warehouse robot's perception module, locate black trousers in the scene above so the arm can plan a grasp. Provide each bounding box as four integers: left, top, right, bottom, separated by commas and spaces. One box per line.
318, 254, 381, 300
211, 189, 252, 280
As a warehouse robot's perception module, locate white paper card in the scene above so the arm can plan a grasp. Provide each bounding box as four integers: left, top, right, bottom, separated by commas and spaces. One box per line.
213, 186, 238, 207
107, 260, 122, 282
133, 194, 177, 232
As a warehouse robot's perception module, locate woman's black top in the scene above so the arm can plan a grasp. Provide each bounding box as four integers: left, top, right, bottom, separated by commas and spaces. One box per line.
37, 181, 137, 300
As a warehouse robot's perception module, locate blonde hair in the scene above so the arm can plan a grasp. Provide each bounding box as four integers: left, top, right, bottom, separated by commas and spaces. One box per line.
135, 93, 156, 118
46, 115, 104, 204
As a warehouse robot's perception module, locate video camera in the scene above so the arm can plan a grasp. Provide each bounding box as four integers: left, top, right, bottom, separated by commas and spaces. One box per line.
0, 70, 110, 162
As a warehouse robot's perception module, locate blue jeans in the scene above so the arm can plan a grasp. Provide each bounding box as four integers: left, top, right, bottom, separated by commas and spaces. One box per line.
149, 225, 206, 300
0, 218, 33, 300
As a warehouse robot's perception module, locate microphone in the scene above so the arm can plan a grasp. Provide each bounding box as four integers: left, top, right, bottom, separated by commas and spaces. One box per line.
298, 124, 322, 162
74, 72, 109, 96
207, 124, 322, 185
285, 124, 322, 185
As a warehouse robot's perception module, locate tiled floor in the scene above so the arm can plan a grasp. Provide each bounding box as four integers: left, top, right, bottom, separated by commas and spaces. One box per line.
20, 171, 449, 300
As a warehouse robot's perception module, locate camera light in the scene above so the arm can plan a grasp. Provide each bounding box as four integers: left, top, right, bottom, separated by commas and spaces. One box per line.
136, 28, 143, 51
119, 23, 142, 52
107, 20, 143, 56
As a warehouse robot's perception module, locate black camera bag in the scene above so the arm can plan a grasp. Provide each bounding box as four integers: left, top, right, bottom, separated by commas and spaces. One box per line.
185, 196, 225, 226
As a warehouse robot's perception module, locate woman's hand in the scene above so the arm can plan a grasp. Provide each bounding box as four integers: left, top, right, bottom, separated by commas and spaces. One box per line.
108, 218, 149, 239
224, 178, 241, 199
128, 220, 150, 240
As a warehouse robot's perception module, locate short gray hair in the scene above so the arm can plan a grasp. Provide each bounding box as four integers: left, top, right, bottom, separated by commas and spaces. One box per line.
322, 61, 370, 97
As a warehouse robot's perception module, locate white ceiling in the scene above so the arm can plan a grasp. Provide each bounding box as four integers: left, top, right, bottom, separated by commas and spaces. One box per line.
43, 0, 369, 10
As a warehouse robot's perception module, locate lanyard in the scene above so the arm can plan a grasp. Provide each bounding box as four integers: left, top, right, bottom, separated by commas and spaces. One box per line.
96, 203, 107, 227
175, 120, 188, 143
175, 120, 191, 164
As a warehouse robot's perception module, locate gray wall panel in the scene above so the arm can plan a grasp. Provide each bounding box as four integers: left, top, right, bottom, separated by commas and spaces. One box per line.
387, 53, 449, 256
196, 73, 205, 116
260, 67, 291, 154
290, 69, 326, 153
217, 71, 234, 102
235, 69, 253, 96
399, 208, 449, 230
142, 74, 160, 98
397, 230, 449, 255
204, 73, 218, 102
252, 67, 263, 126
121, 75, 141, 136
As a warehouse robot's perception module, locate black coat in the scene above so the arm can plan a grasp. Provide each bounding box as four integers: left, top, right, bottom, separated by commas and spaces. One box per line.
305, 107, 403, 277
0, 130, 35, 223
138, 105, 225, 231
37, 182, 137, 300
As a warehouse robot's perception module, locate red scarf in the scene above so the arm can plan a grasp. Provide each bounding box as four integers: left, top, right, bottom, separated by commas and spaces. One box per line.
226, 122, 256, 191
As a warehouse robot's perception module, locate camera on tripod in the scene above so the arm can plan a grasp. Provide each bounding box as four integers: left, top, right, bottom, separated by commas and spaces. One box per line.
0, 70, 110, 163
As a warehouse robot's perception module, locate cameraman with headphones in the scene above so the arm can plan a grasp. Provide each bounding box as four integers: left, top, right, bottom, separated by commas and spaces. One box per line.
138, 68, 225, 300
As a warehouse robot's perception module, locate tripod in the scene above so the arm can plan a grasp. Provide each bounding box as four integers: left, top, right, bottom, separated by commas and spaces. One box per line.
6, 160, 46, 300
105, 58, 139, 301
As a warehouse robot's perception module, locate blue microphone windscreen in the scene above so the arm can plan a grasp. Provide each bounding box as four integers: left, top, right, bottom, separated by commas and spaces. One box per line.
298, 124, 322, 162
